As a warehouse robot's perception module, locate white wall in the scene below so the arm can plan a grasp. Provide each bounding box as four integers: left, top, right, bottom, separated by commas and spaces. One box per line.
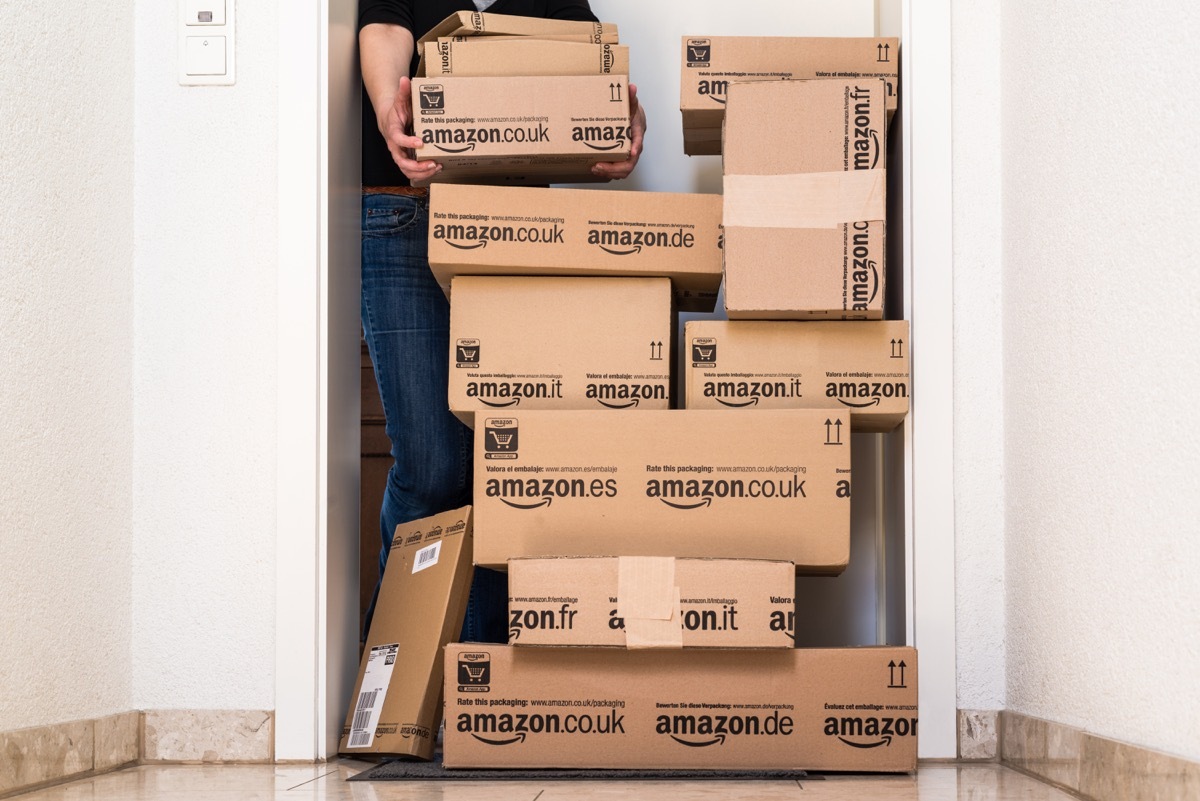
1000, 2, 1200, 759
0, 0, 135, 730
131, 0, 279, 710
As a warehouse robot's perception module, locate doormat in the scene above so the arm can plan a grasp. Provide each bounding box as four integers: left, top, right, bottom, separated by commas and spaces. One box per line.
349, 754, 807, 781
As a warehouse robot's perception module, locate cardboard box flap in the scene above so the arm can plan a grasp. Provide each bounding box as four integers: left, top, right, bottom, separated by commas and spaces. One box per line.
724, 171, 886, 229
418, 11, 618, 45
617, 557, 683, 649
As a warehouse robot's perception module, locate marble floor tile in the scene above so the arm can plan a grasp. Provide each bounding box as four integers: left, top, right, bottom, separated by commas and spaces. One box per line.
94, 713, 139, 772
1079, 733, 1200, 801
0, 720, 93, 796
142, 711, 273, 763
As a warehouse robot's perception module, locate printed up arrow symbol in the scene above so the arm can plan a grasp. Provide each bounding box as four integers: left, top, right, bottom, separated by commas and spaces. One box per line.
825, 419, 834, 444
610, 82, 623, 102
889, 660, 897, 686
899, 660, 907, 687
835, 419, 843, 444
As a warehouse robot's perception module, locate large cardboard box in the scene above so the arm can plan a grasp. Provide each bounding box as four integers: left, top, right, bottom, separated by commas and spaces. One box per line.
507, 557, 795, 648
684, 320, 911, 432
412, 75, 631, 184
448, 276, 672, 426
422, 39, 628, 78
723, 79, 887, 320
338, 507, 475, 759
679, 36, 898, 156
428, 184, 724, 311
443, 645, 918, 770
418, 11, 618, 46
473, 410, 851, 573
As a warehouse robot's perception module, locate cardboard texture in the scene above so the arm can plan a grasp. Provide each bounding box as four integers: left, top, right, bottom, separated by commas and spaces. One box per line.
428, 184, 724, 311
418, 11, 618, 46
722, 79, 887, 320
338, 507, 475, 759
412, 74, 631, 184
507, 557, 795, 648
679, 36, 898, 155
443, 645, 918, 770
683, 320, 911, 432
448, 276, 673, 426
473, 410, 851, 573
423, 39, 629, 78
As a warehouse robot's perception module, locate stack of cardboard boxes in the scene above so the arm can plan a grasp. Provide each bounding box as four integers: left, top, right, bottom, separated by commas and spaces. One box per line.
341, 16, 917, 773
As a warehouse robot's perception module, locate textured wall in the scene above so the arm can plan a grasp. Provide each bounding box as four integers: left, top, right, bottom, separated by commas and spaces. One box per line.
0, 0, 134, 729
131, 0, 279, 709
1002, 1, 1200, 760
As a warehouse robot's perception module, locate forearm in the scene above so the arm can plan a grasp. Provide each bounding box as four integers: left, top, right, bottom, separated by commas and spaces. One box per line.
360, 23, 415, 133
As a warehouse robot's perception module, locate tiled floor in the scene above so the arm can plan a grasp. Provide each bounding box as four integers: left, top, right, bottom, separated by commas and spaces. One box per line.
10, 762, 1082, 800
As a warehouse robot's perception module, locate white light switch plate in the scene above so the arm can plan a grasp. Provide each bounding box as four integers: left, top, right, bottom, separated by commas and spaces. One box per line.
179, 0, 234, 85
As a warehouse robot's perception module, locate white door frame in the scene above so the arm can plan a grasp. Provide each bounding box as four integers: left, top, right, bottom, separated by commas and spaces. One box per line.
274, 0, 958, 762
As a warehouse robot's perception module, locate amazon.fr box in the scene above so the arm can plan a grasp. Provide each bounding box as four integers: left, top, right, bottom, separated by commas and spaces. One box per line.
422, 39, 628, 78
428, 183, 723, 311
473, 410, 850, 574
338, 507, 474, 760
411, 74, 631, 185
684, 320, 911, 432
723, 79, 887, 320
443, 645, 918, 770
448, 276, 672, 427
680, 35, 898, 156
507, 557, 794, 648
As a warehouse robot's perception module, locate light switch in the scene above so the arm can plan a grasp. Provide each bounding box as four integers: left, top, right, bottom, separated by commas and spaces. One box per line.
185, 36, 226, 76
185, 0, 226, 25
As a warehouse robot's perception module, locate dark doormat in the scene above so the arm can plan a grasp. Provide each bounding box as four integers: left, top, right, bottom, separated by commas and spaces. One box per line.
349, 753, 807, 781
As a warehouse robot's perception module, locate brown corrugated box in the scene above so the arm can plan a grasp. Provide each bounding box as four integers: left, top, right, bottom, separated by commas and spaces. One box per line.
422, 39, 628, 78
723, 79, 887, 320
684, 320, 911, 432
418, 11, 618, 46
473, 410, 851, 573
680, 36, 898, 156
338, 507, 474, 759
428, 184, 723, 311
448, 276, 672, 426
507, 557, 795, 648
443, 645, 918, 770
412, 75, 631, 184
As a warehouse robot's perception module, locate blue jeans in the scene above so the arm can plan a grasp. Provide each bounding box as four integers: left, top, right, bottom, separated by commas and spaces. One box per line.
360, 192, 507, 644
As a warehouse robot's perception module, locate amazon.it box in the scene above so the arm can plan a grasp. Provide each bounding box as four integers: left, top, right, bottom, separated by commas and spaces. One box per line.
429, 184, 723, 312
443, 645, 917, 770
684, 320, 911, 432
473, 410, 850, 573
723, 79, 887, 320
507, 557, 795, 648
448, 276, 672, 427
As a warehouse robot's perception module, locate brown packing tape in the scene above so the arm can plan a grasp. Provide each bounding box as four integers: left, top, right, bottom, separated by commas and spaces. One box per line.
724, 170, 886, 229
617, 557, 683, 649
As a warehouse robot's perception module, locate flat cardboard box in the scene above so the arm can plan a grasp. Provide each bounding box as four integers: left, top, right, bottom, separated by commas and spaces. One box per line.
680, 36, 898, 154
448, 276, 672, 426
338, 507, 475, 759
422, 39, 629, 78
507, 557, 795, 648
473, 410, 851, 573
723, 79, 887, 320
428, 184, 724, 312
412, 75, 631, 184
443, 645, 918, 770
418, 11, 618, 46
684, 320, 911, 432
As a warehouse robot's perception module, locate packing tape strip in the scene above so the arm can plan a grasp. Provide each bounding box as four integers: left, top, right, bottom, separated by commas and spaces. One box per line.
617, 556, 683, 650
723, 170, 886, 230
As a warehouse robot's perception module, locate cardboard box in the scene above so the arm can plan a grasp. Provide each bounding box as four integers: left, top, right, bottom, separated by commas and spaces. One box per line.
443, 645, 918, 770
723, 79, 887, 320
422, 39, 628, 78
338, 507, 475, 759
412, 75, 631, 184
473, 410, 851, 573
684, 320, 911, 432
418, 11, 618, 46
679, 36, 898, 155
428, 184, 724, 312
448, 276, 672, 426
507, 557, 795, 648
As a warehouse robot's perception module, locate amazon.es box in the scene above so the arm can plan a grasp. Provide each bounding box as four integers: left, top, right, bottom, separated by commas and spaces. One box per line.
507, 557, 795, 648
723, 79, 887, 320
443, 645, 917, 770
448, 276, 672, 426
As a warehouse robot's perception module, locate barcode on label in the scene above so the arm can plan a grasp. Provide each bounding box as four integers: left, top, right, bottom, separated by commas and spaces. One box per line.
347, 689, 380, 748
413, 541, 441, 574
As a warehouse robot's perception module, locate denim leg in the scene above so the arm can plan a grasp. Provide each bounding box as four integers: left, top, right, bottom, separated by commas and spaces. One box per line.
359, 193, 507, 644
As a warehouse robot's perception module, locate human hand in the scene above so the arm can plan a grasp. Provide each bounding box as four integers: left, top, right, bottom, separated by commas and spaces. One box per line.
591, 83, 646, 181
379, 75, 442, 183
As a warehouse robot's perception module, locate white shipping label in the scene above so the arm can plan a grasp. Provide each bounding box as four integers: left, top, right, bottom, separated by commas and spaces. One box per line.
345, 643, 399, 748
413, 541, 442, 574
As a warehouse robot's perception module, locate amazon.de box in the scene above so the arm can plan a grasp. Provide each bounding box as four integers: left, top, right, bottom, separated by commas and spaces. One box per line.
680, 36, 898, 156
422, 39, 629, 78
448, 276, 672, 427
507, 557, 795, 648
338, 507, 474, 760
443, 644, 918, 770
429, 184, 724, 312
722, 79, 887, 320
411, 74, 631, 185
418, 11, 618, 46
684, 320, 911, 432
473, 410, 850, 573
